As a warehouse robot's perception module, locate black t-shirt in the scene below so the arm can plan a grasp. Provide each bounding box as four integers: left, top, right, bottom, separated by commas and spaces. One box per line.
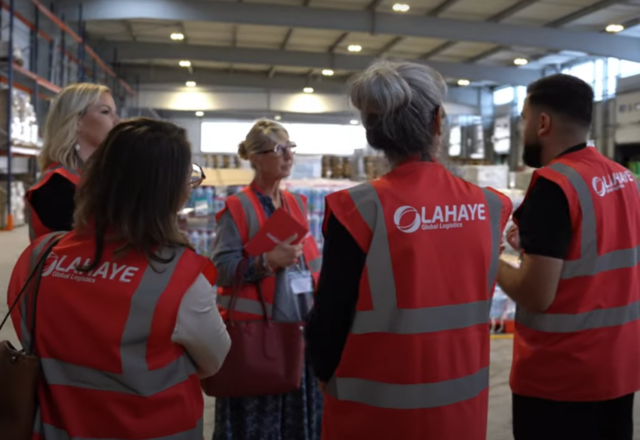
513, 143, 586, 259
29, 173, 76, 232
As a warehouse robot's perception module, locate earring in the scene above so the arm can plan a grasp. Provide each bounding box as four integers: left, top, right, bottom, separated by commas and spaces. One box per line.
75, 144, 80, 151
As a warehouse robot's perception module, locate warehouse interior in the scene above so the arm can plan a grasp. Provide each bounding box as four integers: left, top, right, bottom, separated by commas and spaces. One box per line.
2, 0, 640, 438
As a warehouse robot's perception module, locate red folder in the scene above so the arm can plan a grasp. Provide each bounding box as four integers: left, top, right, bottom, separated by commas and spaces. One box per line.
244, 208, 309, 256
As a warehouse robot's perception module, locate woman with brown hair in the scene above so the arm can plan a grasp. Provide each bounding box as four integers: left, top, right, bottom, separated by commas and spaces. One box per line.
6, 118, 230, 439
26, 83, 119, 241
212, 119, 323, 440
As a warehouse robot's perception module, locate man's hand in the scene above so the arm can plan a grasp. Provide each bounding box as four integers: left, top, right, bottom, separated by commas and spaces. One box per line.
498, 254, 563, 313
506, 225, 520, 251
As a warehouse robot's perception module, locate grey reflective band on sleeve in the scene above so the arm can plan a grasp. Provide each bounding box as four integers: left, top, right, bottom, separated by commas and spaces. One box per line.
326, 367, 489, 410
307, 256, 322, 273
38, 247, 198, 396
41, 418, 204, 440
235, 192, 260, 240
326, 183, 502, 410
217, 294, 273, 317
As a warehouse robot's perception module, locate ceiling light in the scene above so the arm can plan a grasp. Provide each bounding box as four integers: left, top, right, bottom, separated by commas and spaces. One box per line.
170, 32, 185, 41
195, 111, 204, 117
322, 69, 335, 76
457, 79, 470, 86
348, 44, 362, 53
274, 115, 282, 121
186, 81, 196, 87
350, 119, 359, 125
179, 60, 191, 67
392, 3, 410, 12
303, 87, 314, 94
514, 58, 529, 66
606, 24, 624, 33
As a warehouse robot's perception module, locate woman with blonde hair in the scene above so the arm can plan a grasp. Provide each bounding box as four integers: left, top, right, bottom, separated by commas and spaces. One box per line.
26, 82, 118, 241
211, 119, 323, 440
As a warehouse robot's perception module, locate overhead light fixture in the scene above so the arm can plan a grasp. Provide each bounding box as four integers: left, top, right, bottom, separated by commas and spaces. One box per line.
179, 60, 192, 67
274, 115, 282, 121
350, 119, 359, 125
457, 79, 470, 86
186, 81, 196, 87
348, 44, 362, 53
322, 69, 335, 76
606, 24, 624, 33
195, 111, 204, 117
170, 32, 185, 41
514, 58, 529, 66
392, 3, 410, 12
303, 87, 314, 94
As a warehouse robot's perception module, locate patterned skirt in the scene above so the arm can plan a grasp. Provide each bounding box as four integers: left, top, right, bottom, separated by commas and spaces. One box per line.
213, 357, 324, 440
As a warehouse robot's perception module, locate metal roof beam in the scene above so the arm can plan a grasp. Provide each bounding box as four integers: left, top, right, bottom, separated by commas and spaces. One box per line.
96, 41, 544, 85
467, 0, 628, 62
63, 0, 640, 62
428, 0, 462, 17
120, 65, 483, 107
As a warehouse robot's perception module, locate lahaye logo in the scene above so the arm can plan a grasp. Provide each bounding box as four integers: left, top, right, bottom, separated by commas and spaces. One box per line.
394, 204, 487, 233
41, 254, 140, 284
394, 206, 421, 233
592, 171, 635, 197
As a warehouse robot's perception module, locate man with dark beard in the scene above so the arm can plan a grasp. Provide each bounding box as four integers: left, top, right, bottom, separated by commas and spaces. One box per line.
498, 74, 640, 440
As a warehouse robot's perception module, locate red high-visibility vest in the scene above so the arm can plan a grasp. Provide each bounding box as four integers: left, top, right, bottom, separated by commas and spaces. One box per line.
7, 231, 217, 440
511, 146, 640, 401
216, 185, 321, 321
25, 162, 81, 242
321, 161, 512, 440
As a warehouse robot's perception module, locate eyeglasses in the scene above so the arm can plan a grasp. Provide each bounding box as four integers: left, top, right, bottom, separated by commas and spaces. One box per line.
258, 142, 297, 156
190, 163, 206, 189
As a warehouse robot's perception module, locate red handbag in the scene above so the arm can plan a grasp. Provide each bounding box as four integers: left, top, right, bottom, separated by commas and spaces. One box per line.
201, 269, 305, 398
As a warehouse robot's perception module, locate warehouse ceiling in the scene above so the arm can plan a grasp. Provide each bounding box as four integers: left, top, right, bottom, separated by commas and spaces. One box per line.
53, 0, 640, 93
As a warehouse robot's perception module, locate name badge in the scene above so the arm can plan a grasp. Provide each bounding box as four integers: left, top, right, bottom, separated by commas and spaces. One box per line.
288, 270, 313, 295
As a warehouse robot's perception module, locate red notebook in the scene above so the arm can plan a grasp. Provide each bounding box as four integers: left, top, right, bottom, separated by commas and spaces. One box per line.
244, 208, 310, 256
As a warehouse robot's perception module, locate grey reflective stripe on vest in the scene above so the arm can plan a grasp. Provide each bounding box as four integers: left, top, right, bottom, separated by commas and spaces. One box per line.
307, 256, 322, 273
38, 247, 197, 396
40, 418, 204, 440
20, 232, 66, 352
291, 192, 307, 218
326, 367, 489, 410
217, 294, 273, 317
549, 162, 640, 279
516, 163, 640, 333
235, 192, 260, 240
517, 298, 640, 333
326, 183, 503, 409
347, 184, 501, 335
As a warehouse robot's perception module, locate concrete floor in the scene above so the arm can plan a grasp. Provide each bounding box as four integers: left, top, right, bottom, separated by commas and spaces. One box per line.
1, 226, 638, 439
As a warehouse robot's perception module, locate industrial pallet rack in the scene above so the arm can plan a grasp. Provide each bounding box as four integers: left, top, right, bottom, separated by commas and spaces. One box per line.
0, 0, 135, 231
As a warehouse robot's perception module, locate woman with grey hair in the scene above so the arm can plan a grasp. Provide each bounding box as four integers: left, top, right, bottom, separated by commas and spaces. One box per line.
212, 119, 323, 440
305, 61, 513, 439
